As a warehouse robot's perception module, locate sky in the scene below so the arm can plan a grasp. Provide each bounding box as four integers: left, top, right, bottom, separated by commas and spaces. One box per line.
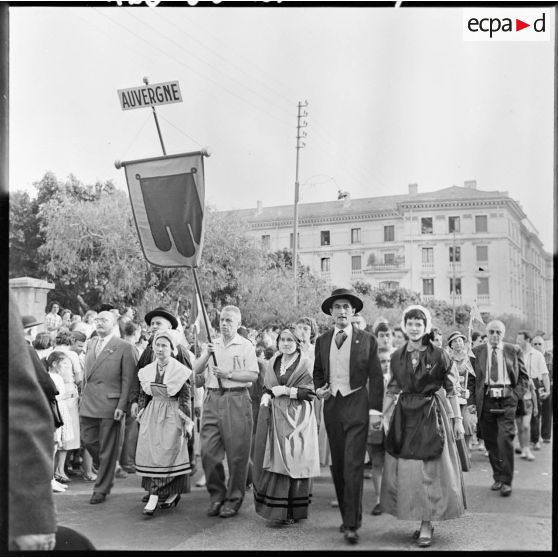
9, 4, 555, 251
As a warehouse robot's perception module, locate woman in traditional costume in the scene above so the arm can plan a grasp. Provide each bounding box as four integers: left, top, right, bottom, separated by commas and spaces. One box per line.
135, 330, 193, 517
253, 327, 320, 524
447, 330, 477, 455
381, 305, 466, 547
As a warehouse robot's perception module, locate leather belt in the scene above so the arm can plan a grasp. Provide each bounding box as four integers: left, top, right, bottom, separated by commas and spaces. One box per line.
207, 387, 247, 393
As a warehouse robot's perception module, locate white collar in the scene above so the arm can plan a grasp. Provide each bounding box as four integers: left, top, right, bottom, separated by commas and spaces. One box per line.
334, 324, 352, 336
97, 332, 113, 346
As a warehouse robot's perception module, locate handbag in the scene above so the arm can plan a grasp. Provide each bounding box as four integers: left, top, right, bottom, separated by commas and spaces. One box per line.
50, 399, 64, 429
515, 398, 526, 417
385, 394, 445, 461
455, 436, 471, 472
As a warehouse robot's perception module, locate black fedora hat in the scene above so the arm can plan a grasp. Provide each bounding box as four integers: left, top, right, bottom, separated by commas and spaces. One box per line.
21, 315, 43, 329
144, 307, 179, 330
321, 288, 363, 315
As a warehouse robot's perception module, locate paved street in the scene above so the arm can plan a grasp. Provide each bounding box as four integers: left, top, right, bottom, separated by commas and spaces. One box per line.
54, 442, 552, 552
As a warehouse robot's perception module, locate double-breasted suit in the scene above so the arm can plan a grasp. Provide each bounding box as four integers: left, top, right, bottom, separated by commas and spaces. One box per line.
313, 326, 383, 531
80, 336, 137, 496
470, 343, 528, 486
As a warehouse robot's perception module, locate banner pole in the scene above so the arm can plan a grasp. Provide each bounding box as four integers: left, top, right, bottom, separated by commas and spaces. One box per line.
187, 224, 223, 393
143, 76, 167, 156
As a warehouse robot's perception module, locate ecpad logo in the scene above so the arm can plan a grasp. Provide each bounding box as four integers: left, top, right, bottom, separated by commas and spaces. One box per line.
463, 9, 552, 41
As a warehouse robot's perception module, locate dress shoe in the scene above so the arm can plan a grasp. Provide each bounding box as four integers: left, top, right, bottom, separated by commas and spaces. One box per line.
160, 494, 181, 509
514, 447, 522, 455
142, 507, 156, 517
90, 492, 106, 504
371, 503, 382, 516
344, 529, 359, 544
207, 501, 223, 517
219, 506, 238, 518
122, 465, 136, 474
500, 484, 512, 497
490, 481, 503, 491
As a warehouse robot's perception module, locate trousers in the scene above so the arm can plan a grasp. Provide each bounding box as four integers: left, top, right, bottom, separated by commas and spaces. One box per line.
80, 416, 123, 495
200, 389, 253, 509
323, 388, 368, 530
479, 395, 516, 485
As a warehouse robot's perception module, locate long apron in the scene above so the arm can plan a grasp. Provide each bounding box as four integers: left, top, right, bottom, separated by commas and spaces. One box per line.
135, 384, 191, 481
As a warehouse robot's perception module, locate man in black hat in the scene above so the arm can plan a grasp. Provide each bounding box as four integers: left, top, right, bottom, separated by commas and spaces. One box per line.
314, 288, 383, 544
129, 307, 196, 484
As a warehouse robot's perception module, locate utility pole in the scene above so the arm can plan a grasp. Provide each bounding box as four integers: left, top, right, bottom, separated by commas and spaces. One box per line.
293, 100, 308, 307
452, 229, 457, 326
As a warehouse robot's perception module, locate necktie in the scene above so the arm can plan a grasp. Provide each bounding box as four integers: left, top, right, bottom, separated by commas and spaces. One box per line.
95, 338, 104, 359
335, 330, 347, 349
490, 347, 499, 383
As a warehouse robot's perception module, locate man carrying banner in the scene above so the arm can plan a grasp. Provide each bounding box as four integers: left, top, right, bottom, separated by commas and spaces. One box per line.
194, 305, 259, 518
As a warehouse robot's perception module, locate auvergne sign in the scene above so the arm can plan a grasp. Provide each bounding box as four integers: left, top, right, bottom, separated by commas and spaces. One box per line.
117, 81, 183, 111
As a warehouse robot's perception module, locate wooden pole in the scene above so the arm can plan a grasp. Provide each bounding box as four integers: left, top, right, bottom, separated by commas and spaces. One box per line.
187, 225, 222, 393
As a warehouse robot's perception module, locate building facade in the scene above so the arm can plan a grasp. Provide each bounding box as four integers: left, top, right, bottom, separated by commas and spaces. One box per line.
226, 182, 553, 335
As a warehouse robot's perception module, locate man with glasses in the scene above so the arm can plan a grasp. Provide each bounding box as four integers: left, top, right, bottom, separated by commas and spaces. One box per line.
532, 336, 552, 443
314, 288, 383, 544
79, 311, 137, 504
469, 320, 529, 497
516, 331, 550, 451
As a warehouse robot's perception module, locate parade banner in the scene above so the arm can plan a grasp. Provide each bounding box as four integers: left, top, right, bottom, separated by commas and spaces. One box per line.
118, 151, 206, 268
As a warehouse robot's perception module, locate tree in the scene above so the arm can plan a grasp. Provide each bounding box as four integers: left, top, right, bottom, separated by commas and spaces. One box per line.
9, 191, 44, 278
38, 188, 151, 311
351, 279, 373, 297
372, 286, 421, 309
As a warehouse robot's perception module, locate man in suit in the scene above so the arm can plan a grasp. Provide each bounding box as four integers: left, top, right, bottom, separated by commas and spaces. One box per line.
79, 311, 137, 504
470, 319, 529, 497
313, 288, 384, 544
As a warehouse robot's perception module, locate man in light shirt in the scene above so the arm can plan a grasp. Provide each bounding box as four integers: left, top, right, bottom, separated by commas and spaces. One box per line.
516, 331, 550, 451
195, 305, 259, 519
532, 336, 552, 443
313, 288, 383, 545
470, 320, 529, 497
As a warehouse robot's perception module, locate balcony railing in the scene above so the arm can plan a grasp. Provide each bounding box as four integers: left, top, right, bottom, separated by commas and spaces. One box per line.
367, 262, 406, 273
351, 269, 363, 277
448, 262, 462, 274
476, 262, 489, 273
477, 294, 491, 305
421, 262, 434, 272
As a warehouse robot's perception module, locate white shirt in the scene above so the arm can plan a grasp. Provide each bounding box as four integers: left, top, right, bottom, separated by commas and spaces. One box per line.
329, 325, 359, 397
523, 346, 549, 381
486, 343, 511, 385
205, 334, 259, 389
95, 332, 114, 356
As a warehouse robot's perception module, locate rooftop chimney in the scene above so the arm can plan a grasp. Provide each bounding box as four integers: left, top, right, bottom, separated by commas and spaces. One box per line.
408, 183, 418, 195
256, 200, 263, 215
464, 180, 477, 189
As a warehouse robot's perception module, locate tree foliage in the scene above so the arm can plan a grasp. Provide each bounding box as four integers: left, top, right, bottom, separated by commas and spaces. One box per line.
372, 286, 421, 309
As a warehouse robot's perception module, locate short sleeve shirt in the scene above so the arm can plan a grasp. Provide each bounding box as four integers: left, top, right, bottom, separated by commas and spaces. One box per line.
205, 334, 259, 389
